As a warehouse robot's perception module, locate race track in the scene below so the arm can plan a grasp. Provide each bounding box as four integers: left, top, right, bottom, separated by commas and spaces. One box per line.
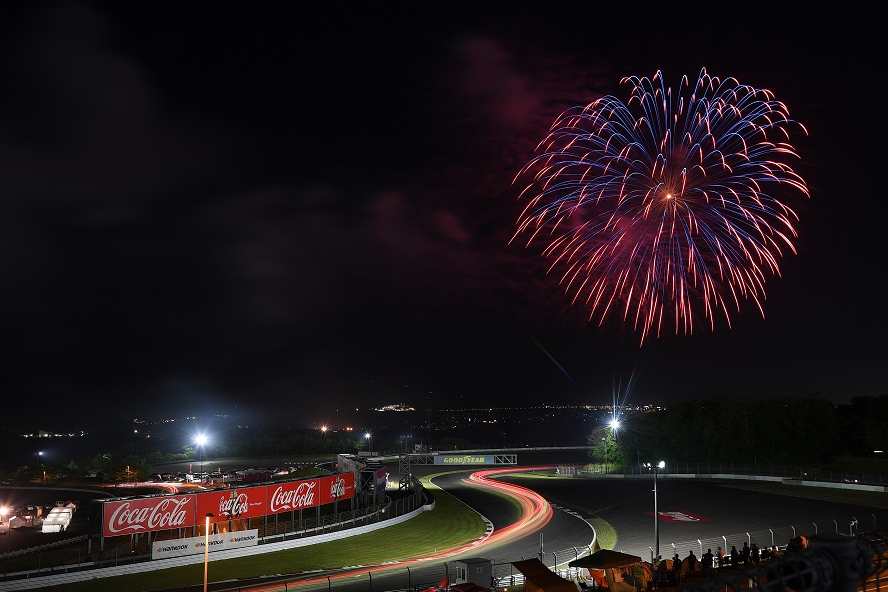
492, 474, 888, 560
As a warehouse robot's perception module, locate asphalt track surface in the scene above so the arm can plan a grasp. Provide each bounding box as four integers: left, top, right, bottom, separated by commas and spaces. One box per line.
4, 452, 888, 591
430, 468, 597, 558
308, 461, 888, 592
492, 474, 888, 559
0, 462, 598, 592
237, 467, 597, 592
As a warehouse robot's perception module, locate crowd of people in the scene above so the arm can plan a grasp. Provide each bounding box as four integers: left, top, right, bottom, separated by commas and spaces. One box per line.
661, 536, 808, 585
584, 536, 813, 591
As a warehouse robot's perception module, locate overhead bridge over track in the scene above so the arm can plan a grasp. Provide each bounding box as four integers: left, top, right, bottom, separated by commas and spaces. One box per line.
398, 453, 517, 490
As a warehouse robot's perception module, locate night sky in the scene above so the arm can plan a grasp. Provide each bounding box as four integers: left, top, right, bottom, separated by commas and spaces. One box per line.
0, 3, 883, 429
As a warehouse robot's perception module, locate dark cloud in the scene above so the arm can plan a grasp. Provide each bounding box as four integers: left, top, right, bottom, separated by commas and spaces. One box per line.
0, 3, 884, 430
0, 3, 234, 209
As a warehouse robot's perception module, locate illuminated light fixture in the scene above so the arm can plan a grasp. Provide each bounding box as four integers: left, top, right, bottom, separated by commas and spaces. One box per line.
203, 513, 214, 592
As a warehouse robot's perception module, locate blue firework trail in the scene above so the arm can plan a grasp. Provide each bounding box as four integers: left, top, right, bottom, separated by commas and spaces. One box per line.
528, 334, 573, 381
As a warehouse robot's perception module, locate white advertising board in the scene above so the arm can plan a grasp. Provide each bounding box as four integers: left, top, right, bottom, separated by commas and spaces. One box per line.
151, 529, 259, 560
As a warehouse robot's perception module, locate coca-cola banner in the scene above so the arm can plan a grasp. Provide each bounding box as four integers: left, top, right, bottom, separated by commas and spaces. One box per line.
102, 474, 357, 537
103, 495, 195, 537
268, 478, 320, 514
196, 486, 268, 522
319, 472, 355, 505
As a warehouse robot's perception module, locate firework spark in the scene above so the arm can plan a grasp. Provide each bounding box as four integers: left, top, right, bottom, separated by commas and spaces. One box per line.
512, 68, 810, 344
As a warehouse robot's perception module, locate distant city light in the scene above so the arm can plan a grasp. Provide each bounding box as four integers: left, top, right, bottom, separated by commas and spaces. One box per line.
372, 403, 416, 412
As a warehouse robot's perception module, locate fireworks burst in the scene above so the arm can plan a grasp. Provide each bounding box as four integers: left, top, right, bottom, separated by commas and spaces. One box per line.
512, 68, 810, 344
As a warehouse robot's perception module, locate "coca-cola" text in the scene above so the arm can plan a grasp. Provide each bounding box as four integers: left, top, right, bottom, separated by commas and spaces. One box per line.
106, 497, 191, 535
219, 492, 250, 517
270, 480, 317, 512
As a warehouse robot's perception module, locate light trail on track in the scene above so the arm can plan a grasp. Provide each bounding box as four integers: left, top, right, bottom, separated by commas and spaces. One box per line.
462, 466, 554, 546
243, 466, 556, 592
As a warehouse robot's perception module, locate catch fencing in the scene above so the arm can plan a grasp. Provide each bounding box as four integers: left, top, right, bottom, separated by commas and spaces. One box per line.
681, 531, 888, 592
0, 485, 429, 587
617, 519, 879, 566
2, 467, 887, 592
241, 530, 888, 592
579, 462, 888, 487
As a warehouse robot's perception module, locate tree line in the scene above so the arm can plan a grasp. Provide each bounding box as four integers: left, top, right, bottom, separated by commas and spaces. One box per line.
588, 394, 888, 469
4, 393, 885, 486
0, 425, 474, 486
0, 427, 367, 485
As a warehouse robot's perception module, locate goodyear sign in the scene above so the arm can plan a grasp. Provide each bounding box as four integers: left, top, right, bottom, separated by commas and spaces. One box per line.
433, 454, 495, 465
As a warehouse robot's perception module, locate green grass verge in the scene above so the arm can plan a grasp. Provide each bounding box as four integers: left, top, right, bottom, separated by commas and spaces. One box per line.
49, 474, 488, 592
488, 470, 560, 480
587, 517, 617, 550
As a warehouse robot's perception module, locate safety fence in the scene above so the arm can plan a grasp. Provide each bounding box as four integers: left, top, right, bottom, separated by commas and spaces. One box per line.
576, 462, 888, 487
617, 519, 879, 566
489, 523, 884, 587
2, 469, 886, 592
681, 531, 888, 592
0, 485, 428, 585
239, 530, 888, 592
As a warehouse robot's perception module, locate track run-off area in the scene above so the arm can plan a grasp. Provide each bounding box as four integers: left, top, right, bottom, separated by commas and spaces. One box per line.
3, 454, 888, 592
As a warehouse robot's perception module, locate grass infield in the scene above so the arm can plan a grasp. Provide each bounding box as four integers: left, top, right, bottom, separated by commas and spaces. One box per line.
49, 473, 495, 592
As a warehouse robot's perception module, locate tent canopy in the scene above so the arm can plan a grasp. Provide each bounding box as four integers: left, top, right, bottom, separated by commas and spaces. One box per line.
510, 559, 580, 592
568, 550, 642, 570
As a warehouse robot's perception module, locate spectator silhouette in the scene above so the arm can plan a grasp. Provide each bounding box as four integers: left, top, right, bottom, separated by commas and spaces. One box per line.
701, 548, 714, 578
686, 550, 698, 578
783, 536, 811, 591
786, 535, 808, 553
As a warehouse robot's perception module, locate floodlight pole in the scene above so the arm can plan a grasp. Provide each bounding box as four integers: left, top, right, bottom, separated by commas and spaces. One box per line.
652, 462, 664, 567
604, 437, 608, 475
654, 465, 659, 564
645, 460, 664, 587
195, 434, 208, 481
605, 419, 620, 476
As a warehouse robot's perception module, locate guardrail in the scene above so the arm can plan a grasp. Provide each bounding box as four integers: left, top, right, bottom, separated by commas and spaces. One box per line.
576, 462, 888, 488
2, 467, 886, 592
681, 531, 888, 592
0, 484, 430, 589
227, 530, 888, 592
